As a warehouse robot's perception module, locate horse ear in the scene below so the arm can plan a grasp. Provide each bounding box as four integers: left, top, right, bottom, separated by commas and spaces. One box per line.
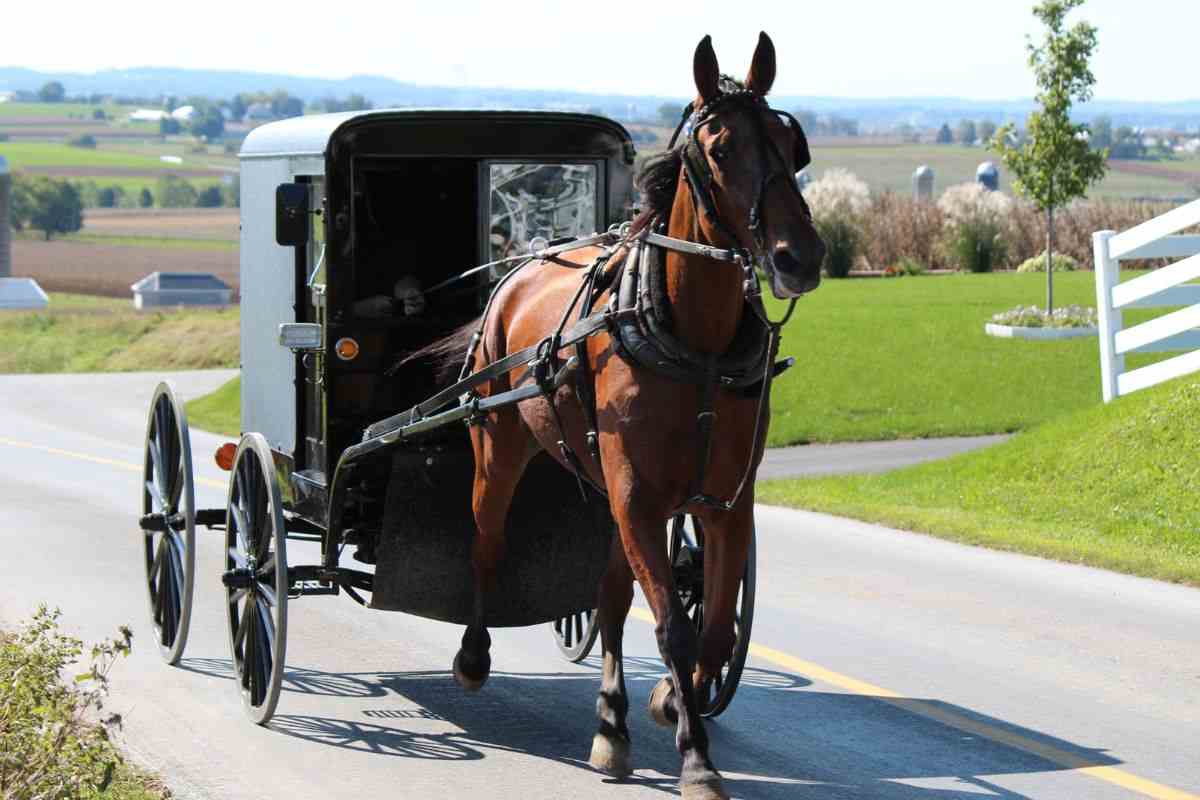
693, 35, 720, 103
746, 31, 776, 96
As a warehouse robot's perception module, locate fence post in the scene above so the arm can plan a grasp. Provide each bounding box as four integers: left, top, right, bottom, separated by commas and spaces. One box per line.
1093, 230, 1122, 403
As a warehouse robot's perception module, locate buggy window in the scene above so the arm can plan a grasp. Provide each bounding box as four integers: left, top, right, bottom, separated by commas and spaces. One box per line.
486, 163, 599, 265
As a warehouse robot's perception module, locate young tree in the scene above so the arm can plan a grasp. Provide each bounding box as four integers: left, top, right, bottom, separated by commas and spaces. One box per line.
1090, 114, 1113, 149
936, 123, 953, 144
993, 0, 1107, 314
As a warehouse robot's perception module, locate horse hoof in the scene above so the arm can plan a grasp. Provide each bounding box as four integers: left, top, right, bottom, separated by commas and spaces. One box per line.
452, 650, 489, 692
589, 732, 632, 778
648, 676, 678, 728
681, 771, 730, 800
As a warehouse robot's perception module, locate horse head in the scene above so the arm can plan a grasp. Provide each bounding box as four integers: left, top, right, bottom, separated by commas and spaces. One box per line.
682, 32, 825, 298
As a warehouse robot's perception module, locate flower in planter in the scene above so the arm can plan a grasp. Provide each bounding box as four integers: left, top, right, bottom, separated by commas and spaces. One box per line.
991, 304, 1096, 328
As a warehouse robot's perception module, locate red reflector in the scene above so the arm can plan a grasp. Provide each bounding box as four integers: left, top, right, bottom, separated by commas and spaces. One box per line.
215, 443, 236, 471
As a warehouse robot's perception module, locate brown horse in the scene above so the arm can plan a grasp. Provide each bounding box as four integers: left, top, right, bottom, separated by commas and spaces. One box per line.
454, 33, 823, 800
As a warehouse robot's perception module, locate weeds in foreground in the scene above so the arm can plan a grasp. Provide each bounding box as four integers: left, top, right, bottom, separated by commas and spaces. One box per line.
0, 607, 134, 800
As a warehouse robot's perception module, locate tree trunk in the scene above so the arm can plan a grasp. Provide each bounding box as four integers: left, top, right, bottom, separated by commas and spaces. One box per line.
1046, 205, 1055, 315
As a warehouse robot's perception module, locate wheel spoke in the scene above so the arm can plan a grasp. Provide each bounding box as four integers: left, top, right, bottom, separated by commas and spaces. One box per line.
150, 536, 166, 587
228, 547, 247, 568
234, 601, 251, 650
256, 597, 276, 654
145, 479, 166, 512
256, 580, 277, 608
228, 504, 250, 552
228, 587, 247, 607
242, 604, 255, 692
256, 554, 275, 579
573, 613, 583, 645
253, 602, 272, 705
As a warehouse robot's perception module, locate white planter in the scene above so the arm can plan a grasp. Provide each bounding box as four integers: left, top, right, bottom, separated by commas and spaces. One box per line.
985, 322, 1097, 340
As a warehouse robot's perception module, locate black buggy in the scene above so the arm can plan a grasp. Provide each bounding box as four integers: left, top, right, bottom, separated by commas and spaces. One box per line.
138, 110, 755, 723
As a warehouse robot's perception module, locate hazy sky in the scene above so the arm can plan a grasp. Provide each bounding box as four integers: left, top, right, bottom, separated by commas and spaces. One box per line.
6, 0, 1194, 101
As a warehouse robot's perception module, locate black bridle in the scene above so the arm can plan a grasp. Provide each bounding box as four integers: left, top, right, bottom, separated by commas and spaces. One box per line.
667, 82, 813, 279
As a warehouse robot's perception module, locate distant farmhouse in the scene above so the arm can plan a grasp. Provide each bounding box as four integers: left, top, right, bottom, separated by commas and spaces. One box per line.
128, 106, 196, 123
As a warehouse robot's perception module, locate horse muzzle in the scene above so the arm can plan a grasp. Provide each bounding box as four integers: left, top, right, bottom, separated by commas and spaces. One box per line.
768, 245, 822, 298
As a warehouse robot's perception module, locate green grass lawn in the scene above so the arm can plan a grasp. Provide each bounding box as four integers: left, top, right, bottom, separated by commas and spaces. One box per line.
0, 294, 238, 373
0, 140, 185, 170
759, 374, 1200, 586
761, 270, 1172, 446
186, 375, 241, 435
0, 101, 136, 119
810, 144, 1196, 200
35, 232, 238, 251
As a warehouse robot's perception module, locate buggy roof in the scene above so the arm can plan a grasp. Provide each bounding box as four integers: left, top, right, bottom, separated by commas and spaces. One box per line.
239, 109, 634, 161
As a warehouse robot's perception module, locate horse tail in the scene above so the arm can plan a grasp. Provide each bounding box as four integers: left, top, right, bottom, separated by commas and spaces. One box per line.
395, 318, 480, 384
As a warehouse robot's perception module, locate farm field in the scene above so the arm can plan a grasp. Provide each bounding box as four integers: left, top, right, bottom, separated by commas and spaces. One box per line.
760, 373, 1200, 586
634, 127, 1200, 201
12, 237, 239, 296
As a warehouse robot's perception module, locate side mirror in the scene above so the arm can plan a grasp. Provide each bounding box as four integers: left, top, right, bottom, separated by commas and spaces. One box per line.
275, 183, 309, 246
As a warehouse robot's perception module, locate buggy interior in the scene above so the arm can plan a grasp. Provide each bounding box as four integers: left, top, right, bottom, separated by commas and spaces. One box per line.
326, 158, 484, 453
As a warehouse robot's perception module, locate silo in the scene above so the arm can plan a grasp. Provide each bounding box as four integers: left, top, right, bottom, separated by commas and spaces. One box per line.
912, 165, 934, 201
976, 161, 1000, 192
0, 155, 10, 277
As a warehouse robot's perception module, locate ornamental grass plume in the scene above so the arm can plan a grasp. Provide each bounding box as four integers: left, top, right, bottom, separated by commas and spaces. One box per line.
938, 183, 1013, 273
803, 169, 870, 277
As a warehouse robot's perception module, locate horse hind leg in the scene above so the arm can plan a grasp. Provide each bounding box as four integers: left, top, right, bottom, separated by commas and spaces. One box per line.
455, 407, 534, 691
589, 534, 635, 777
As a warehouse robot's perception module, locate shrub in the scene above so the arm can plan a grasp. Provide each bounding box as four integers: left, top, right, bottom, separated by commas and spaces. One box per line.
67, 133, 97, 149
938, 183, 1012, 272
97, 185, 124, 208
0, 607, 132, 798
197, 185, 224, 208
139, 188, 154, 208
1017, 251, 1080, 272
896, 256, 928, 276
863, 191, 945, 270
157, 174, 198, 208
804, 168, 870, 278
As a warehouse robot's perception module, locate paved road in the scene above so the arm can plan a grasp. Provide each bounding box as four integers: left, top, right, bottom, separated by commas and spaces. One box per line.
758, 435, 1008, 479
1, 371, 1197, 800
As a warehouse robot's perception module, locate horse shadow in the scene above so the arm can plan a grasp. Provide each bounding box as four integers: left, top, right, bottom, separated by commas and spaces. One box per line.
178, 654, 1122, 799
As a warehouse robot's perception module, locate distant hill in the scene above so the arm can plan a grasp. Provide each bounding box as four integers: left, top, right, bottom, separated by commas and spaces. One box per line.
2, 65, 1198, 129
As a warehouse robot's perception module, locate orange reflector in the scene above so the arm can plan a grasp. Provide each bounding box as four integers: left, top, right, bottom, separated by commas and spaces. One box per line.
335, 337, 360, 361
214, 443, 236, 471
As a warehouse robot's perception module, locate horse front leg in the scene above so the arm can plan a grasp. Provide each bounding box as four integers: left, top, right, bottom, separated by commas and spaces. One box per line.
692, 501, 753, 708
456, 407, 532, 691
589, 533, 635, 777
611, 489, 728, 800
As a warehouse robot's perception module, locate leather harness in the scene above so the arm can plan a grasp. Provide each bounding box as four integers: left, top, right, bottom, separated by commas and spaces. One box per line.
388, 83, 811, 513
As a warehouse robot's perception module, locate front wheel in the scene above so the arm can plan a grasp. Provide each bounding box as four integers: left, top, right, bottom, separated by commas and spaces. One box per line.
551, 609, 600, 662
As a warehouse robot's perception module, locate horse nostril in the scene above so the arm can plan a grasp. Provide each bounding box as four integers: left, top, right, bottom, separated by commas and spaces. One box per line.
772, 248, 801, 276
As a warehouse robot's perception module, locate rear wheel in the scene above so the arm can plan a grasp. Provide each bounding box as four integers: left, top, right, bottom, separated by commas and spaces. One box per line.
551, 608, 600, 662
669, 514, 755, 718
223, 433, 288, 725
139, 382, 195, 665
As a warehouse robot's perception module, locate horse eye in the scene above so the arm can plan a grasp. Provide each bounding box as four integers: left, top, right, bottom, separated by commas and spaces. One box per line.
711, 143, 732, 163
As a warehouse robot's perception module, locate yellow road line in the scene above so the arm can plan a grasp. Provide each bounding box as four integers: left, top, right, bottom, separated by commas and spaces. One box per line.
4, 433, 1195, 799
627, 606, 1198, 800
0, 435, 227, 490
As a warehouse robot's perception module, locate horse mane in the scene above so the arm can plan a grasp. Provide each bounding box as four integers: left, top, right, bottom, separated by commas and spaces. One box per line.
631, 148, 682, 234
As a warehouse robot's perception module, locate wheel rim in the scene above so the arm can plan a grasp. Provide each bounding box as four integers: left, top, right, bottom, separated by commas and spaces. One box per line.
141, 383, 195, 665
225, 434, 287, 725
669, 515, 755, 718
552, 608, 599, 662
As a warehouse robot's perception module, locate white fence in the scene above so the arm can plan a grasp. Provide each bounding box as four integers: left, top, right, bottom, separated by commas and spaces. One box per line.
1094, 198, 1200, 402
